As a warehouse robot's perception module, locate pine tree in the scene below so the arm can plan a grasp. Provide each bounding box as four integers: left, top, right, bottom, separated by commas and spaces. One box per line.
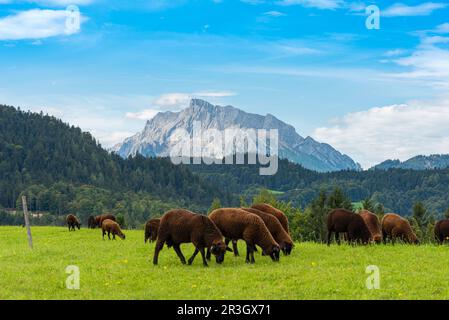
327, 187, 352, 211
309, 190, 329, 242
374, 203, 385, 219
361, 198, 375, 212
239, 196, 248, 208
208, 198, 222, 214
252, 189, 277, 206
413, 202, 428, 231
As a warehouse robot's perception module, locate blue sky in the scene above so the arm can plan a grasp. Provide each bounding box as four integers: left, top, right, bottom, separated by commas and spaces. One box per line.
1, 0, 449, 168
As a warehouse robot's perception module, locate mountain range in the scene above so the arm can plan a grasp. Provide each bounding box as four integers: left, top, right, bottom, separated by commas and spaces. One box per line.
113, 99, 362, 172
371, 155, 449, 171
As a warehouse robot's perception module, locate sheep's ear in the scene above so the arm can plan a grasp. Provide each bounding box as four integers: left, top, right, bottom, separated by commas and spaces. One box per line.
226, 246, 233, 252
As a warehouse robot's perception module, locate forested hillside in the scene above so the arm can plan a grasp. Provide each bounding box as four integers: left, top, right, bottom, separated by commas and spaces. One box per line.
0, 105, 229, 225
190, 161, 449, 216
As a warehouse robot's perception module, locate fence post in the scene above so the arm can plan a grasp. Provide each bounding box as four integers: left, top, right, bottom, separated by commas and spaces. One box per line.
22, 196, 33, 249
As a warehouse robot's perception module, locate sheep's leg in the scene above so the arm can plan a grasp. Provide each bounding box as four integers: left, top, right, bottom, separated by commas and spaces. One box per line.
232, 240, 239, 257
108, 231, 111, 240
335, 232, 340, 245
245, 243, 255, 264
113, 233, 116, 240
102, 230, 106, 240
391, 228, 398, 245
225, 238, 238, 257
347, 232, 355, 246
173, 244, 186, 265
382, 231, 387, 244
199, 247, 208, 267
188, 248, 199, 265
326, 231, 332, 246
153, 238, 165, 265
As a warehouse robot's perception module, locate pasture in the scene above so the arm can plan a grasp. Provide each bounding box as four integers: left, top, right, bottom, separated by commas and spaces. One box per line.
1, 226, 449, 300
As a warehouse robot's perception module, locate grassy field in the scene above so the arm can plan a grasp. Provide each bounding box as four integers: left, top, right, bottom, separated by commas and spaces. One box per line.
1, 226, 449, 300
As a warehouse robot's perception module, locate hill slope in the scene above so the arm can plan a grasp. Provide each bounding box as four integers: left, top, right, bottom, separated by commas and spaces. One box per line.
372, 155, 449, 171
0, 105, 226, 210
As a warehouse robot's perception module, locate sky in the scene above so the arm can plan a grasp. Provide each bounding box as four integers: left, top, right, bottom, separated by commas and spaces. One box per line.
1, 0, 449, 168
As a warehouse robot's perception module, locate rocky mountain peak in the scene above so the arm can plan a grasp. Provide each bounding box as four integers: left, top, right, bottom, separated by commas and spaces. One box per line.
113, 99, 361, 172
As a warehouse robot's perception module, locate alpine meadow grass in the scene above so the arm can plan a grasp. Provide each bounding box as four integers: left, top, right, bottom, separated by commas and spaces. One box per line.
1, 226, 448, 300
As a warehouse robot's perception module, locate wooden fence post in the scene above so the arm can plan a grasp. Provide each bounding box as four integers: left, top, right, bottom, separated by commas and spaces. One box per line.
22, 196, 33, 249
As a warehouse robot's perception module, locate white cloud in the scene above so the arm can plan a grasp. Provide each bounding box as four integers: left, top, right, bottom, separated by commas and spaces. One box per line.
385, 42, 449, 89
0, 9, 85, 41
383, 2, 448, 17
152, 91, 236, 110
194, 91, 236, 98
383, 49, 407, 57
240, 0, 266, 4
381, 23, 449, 90
313, 100, 449, 169
126, 109, 159, 121
152, 93, 191, 109
264, 10, 286, 17
434, 23, 449, 34
276, 0, 344, 10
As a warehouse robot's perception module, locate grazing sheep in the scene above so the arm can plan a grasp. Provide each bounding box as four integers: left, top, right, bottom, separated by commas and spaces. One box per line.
359, 210, 382, 243
101, 219, 125, 240
251, 203, 289, 234
145, 218, 160, 243
66, 214, 81, 231
88, 214, 116, 229
209, 208, 280, 264
434, 219, 449, 244
153, 209, 228, 267
242, 207, 294, 255
327, 209, 371, 245
382, 213, 419, 244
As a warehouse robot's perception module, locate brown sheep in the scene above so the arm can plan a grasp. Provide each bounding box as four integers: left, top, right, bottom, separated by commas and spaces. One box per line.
434, 219, 449, 244
101, 219, 126, 240
327, 209, 371, 245
359, 210, 382, 243
242, 207, 294, 255
251, 203, 289, 234
153, 209, 228, 267
88, 214, 116, 229
381, 213, 419, 244
66, 214, 81, 231
144, 218, 160, 243
209, 208, 280, 264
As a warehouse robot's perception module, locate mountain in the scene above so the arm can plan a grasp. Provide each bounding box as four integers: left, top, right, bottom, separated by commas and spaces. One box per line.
371, 155, 449, 171
113, 99, 361, 172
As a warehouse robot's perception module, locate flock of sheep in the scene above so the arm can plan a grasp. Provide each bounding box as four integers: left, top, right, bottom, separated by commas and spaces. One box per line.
65, 204, 449, 267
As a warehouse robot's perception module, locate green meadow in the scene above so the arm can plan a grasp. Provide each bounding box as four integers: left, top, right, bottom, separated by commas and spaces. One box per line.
1, 226, 449, 300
